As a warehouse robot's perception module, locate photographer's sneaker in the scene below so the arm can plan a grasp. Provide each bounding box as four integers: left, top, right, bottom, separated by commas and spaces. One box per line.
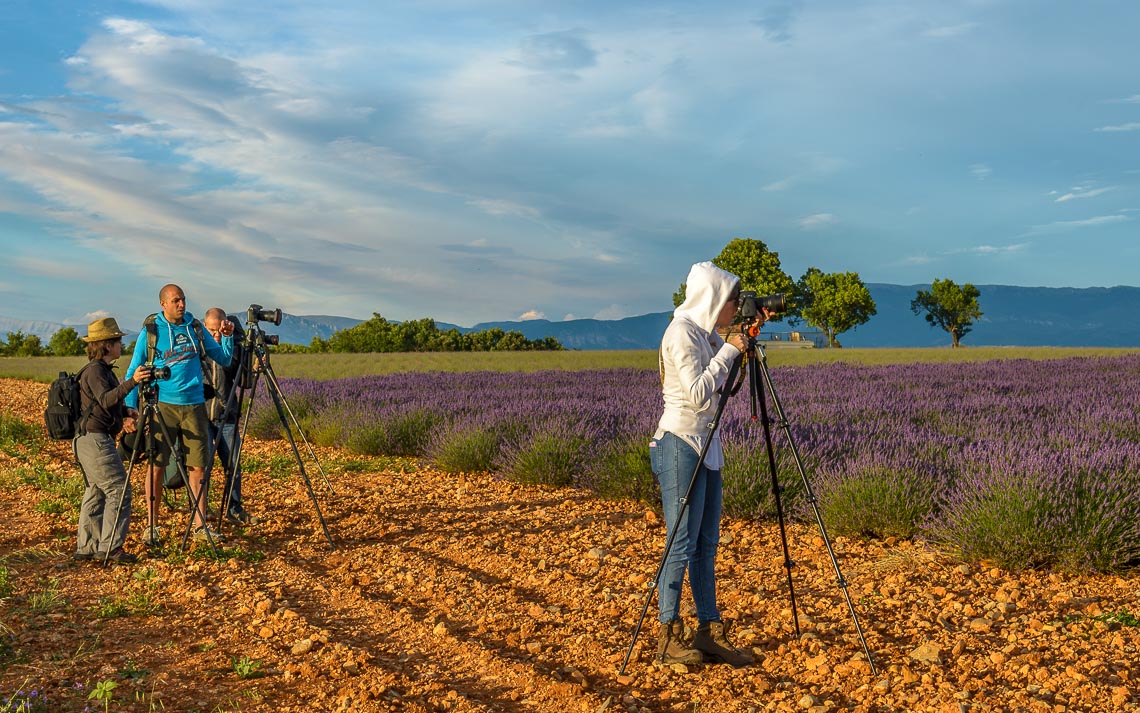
100, 548, 139, 565
193, 525, 224, 543
143, 526, 162, 548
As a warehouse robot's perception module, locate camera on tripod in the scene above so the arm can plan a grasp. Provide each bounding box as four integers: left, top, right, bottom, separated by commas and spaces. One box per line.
247, 304, 282, 326
146, 365, 171, 381
736, 291, 787, 321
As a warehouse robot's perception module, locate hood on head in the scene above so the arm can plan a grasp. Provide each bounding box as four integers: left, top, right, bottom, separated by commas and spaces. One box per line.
673, 261, 740, 334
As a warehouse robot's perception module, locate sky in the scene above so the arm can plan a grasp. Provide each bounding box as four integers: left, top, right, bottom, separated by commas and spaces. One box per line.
1, 0, 1138, 329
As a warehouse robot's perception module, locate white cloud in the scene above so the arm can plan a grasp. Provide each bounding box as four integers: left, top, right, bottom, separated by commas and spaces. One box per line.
922, 23, 978, 38
518, 309, 545, 320
1025, 214, 1130, 234
1094, 122, 1140, 132
595, 253, 621, 264
592, 304, 636, 320
970, 163, 992, 180
1055, 186, 1114, 202
467, 199, 541, 219
799, 213, 837, 230
963, 243, 1029, 255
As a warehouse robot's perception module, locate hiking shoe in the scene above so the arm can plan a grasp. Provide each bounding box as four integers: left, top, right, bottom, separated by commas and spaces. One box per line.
72, 551, 94, 561
693, 620, 753, 668
193, 525, 224, 543
100, 548, 139, 565
657, 620, 702, 665
143, 526, 162, 548
226, 508, 259, 526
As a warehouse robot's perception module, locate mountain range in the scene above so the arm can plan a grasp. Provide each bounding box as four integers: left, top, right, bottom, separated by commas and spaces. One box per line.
4, 284, 1139, 350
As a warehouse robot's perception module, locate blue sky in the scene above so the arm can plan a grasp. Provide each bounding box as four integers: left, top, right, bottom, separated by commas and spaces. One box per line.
1, 0, 1138, 328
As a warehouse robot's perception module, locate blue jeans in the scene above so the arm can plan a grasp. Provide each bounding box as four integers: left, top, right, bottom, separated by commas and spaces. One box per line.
650, 432, 722, 625
209, 421, 244, 515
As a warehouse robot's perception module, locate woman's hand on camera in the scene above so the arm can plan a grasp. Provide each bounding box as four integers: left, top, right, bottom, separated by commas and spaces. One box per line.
132, 366, 152, 383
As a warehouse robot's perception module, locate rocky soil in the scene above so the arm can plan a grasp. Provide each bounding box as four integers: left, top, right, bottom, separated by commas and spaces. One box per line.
0, 377, 1138, 712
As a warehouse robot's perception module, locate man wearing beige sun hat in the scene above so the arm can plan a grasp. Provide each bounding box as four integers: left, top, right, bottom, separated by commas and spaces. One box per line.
73, 317, 154, 565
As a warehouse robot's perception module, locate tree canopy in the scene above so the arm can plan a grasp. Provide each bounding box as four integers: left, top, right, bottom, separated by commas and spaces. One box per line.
910, 279, 983, 348
1, 331, 47, 357
311, 314, 563, 353
48, 327, 86, 356
672, 238, 795, 319
796, 268, 877, 348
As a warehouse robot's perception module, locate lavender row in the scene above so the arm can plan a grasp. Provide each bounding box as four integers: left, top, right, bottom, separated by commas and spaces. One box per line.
247, 355, 1140, 572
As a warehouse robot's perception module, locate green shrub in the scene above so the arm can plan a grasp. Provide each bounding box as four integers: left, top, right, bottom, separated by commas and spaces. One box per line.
820, 467, 932, 539
721, 442, 806, 520
431, 425, 503, 474
589, 437, 658, 505
503, 423, 592, 488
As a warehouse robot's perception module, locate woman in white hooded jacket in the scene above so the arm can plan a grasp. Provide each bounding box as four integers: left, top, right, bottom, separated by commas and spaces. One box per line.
651, 261, 768, 668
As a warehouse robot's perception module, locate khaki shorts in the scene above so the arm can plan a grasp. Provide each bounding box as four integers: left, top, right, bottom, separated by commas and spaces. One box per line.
152, 403, 210, 468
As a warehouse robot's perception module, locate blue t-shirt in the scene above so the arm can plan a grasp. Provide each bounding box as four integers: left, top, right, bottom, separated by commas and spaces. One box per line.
124, 311, 233, 408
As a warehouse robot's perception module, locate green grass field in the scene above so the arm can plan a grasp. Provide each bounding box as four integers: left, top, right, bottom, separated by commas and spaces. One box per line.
2, 345, 1138, 382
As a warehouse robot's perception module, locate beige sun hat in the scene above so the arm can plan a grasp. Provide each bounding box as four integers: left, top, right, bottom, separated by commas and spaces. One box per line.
82, 317, 127, 343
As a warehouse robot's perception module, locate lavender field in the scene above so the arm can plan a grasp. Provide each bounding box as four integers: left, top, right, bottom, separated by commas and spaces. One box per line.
248, 354, 1140, 573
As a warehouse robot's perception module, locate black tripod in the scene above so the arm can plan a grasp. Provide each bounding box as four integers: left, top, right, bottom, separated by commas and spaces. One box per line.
619, 330, 876, 675
225, 320, 335, 548
120, 381, 220, 556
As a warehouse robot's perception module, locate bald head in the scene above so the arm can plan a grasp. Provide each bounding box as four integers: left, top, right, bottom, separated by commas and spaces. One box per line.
159, 284, 187, 324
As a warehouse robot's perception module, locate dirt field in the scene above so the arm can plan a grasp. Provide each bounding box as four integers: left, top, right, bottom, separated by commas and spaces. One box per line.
1, 377, 1137, 712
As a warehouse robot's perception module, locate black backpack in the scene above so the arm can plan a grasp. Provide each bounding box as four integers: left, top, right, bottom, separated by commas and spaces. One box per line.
43, 364, 96, 440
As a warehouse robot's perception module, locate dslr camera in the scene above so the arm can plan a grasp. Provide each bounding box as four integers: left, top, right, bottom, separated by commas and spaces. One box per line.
146, 365, 171, 381
736, 291, 787, 321
247, 304, 282, 326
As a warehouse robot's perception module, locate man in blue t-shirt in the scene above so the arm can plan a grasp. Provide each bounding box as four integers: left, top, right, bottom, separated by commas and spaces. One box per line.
125, 284, 233, 546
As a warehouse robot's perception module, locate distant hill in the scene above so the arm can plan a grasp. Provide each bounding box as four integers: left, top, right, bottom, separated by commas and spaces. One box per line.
4, 284, 1139, 350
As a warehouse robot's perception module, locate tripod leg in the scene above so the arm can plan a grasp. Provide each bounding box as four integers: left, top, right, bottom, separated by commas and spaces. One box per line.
260, 360, 335, 496
753, 347, 878, 675
262, 368, 335, 548
750, 349, 801, 637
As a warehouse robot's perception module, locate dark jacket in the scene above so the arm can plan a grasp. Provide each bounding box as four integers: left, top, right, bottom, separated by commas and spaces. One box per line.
78, 360, 138, 436
204, 319, 245, 424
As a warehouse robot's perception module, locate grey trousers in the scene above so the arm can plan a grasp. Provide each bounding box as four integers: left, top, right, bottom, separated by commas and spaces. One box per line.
74, 432, 132, 556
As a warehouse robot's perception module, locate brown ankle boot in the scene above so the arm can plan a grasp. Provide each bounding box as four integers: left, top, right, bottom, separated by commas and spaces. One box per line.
657, 620, 702, 665
693, 620, 753, 668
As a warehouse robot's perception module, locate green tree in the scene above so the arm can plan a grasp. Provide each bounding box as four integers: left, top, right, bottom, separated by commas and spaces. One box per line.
910, 278, 983, 348
672, 238, 795, 317
48, 327, 86, 356
2, 330, 46, 356
797, 268, 877, 348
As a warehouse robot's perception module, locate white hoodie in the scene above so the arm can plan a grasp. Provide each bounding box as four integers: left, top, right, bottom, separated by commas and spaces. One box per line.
654, 261, 742, 469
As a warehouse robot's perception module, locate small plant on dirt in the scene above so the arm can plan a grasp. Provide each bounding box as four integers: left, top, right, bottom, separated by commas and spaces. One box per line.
88, 679, 118, 713
0, 566, 12, 598
119, 659, 150, 680
193, 546, 266, 564
26, 577, 66, 615
94, 595, 130, 618
230, 654, 262, 680
0, 411, 40, 454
